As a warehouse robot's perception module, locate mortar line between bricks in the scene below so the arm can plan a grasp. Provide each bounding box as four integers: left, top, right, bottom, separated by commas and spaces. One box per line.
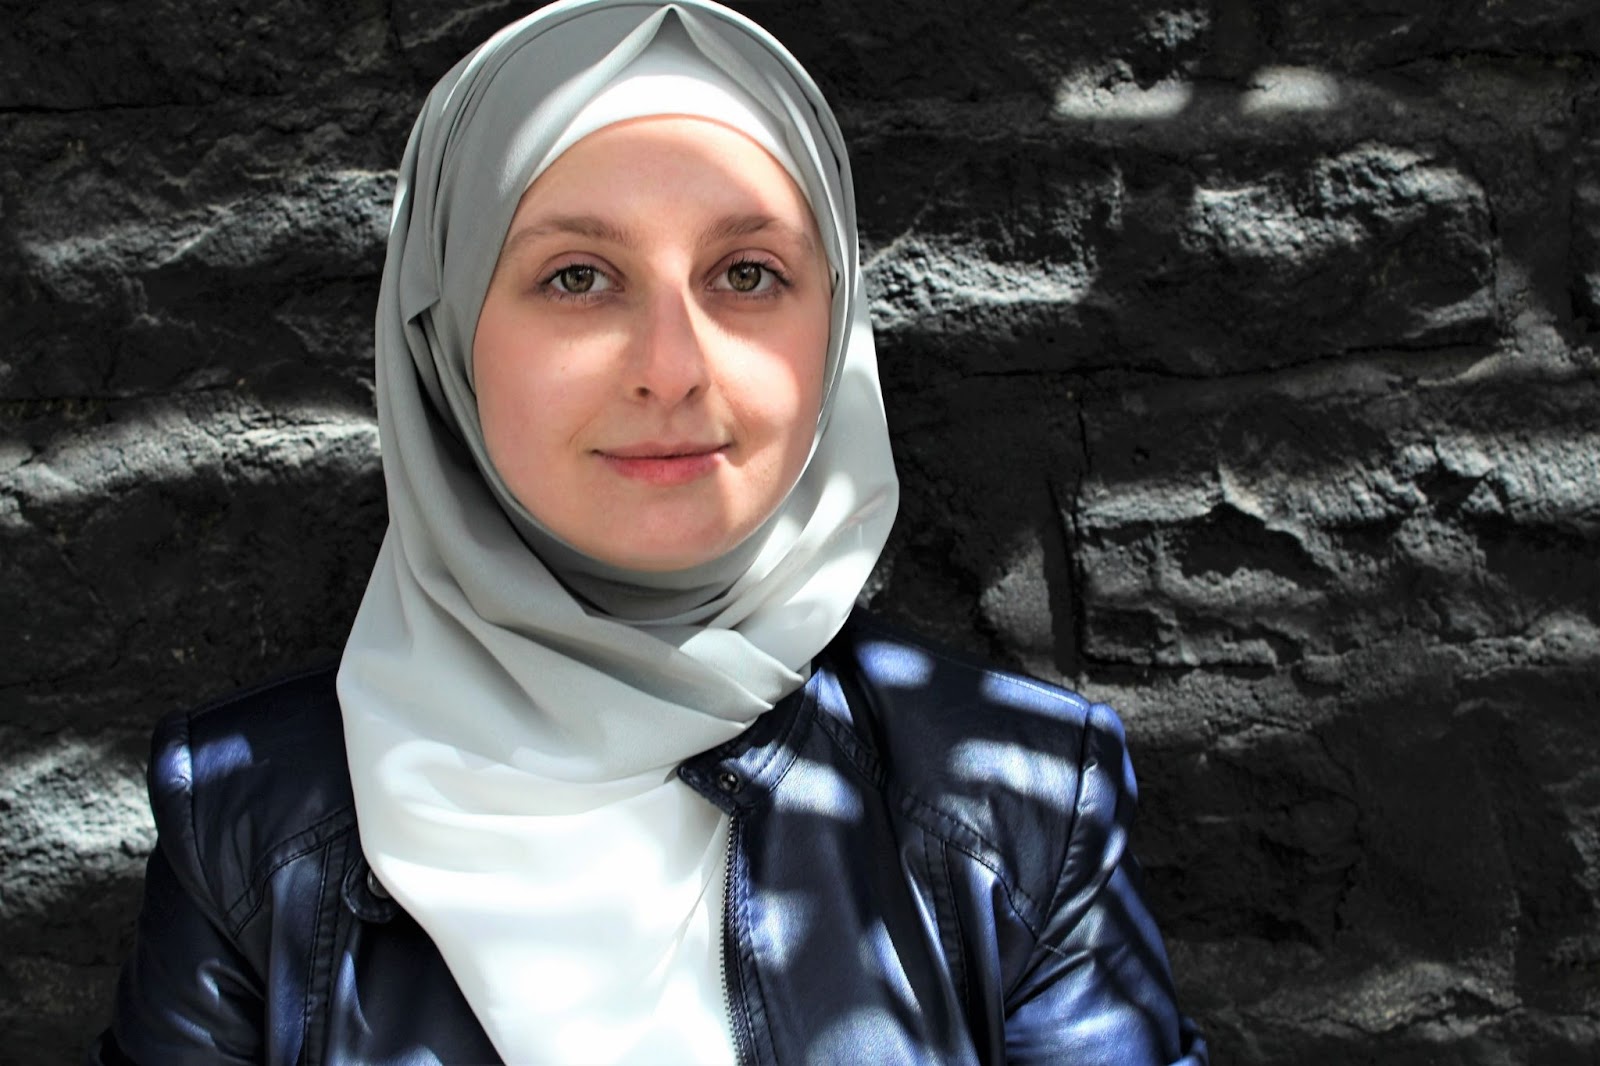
959, 342, 1498, 390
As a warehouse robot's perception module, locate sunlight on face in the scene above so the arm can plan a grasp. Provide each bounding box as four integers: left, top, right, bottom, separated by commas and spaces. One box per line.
473, 117, 831, 572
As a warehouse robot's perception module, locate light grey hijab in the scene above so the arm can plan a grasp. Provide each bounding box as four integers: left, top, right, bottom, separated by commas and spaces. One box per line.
336, 0, 897, 1059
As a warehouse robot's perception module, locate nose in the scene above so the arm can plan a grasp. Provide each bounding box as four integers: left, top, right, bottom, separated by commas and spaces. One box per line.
625, 286, 710, 405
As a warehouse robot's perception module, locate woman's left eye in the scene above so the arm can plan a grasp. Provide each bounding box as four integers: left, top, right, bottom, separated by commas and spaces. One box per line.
540, 262, 616, 299
716, 259, 786, 295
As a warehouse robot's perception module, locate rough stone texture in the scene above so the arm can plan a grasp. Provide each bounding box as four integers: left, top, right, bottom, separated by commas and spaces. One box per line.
2, 1, 1597, 1063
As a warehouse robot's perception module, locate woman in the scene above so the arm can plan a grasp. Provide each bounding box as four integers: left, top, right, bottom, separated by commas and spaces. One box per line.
94, 1, 1207, 1062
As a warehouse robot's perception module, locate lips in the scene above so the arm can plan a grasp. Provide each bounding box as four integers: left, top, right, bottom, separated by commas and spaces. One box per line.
597, 441, 726, 460
594, 441, 728, 486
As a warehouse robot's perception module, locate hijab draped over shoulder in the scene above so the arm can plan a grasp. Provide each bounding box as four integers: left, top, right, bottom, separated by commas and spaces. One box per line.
336, 0, 896, 1059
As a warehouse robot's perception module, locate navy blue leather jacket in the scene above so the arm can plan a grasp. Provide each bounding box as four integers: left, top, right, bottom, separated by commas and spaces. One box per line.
92, 612, 1207, 1064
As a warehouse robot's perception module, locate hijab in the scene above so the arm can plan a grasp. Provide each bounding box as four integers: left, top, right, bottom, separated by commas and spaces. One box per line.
336, 1, 898, 1060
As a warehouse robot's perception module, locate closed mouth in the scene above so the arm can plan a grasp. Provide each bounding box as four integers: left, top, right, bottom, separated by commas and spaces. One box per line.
597, 442, 728, 460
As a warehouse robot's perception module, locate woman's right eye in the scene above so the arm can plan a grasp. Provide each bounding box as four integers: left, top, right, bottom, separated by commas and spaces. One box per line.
544, 264, 613, 297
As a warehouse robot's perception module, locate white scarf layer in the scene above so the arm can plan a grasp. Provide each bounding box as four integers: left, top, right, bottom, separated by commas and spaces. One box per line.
337, 1, 897, 1062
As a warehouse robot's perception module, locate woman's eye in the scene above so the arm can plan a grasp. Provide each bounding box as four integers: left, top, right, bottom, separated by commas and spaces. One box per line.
557, 266, 595, 293
727, 262, 764, 292
719, 260, 785, 295
545, 264, 612, 296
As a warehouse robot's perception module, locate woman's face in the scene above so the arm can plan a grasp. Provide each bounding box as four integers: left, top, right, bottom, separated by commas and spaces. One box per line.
474, 116, 831, 572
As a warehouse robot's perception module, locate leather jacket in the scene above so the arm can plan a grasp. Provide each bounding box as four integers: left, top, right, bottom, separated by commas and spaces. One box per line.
91, 612, 1207, 1064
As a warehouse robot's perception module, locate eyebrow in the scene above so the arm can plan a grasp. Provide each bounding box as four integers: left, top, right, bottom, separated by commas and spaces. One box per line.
697, 214, 817, 257
499, 214, 640, 260
499, 212, 817, 261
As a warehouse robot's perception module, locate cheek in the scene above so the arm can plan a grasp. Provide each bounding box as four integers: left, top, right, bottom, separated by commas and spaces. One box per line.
758, 319, 829, 465
472, 303, 573, 484
474, 314, 526, 456
793, 310, 831, 430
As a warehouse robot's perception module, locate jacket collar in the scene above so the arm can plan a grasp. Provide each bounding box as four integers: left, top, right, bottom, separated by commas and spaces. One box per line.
677, 671, 817, 813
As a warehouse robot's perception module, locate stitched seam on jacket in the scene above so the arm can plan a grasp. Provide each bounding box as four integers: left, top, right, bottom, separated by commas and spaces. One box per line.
807, 695, 1051, 990
698, 684, 815, 798
809, 705, 884, 789
174, 710, 209, 909
925, 830, 970, 1014
746, 685, 816, 794
224, 814, 356, 933
759, 716, 810, 799
814, 700, 1043, 922
1056, 703, 1096, 909
837, 615, 1096, 923
939, 837, 972, 1015
1021, 712, 1097, 967
302, 839, 332, 1065
810, 705, 1043, 923
918, 813, 1043, 938
165, 710, 265, 1003
308, 839, 356, 1066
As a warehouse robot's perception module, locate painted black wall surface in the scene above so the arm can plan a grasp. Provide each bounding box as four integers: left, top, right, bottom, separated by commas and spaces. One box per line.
3, 1, 1598, 1062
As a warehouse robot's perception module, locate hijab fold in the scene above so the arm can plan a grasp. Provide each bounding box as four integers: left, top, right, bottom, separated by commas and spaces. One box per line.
337, 1, 897, 1060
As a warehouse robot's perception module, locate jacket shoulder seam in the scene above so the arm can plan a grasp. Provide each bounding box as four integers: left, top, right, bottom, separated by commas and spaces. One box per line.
810, 707, 1047, 924
1027, 707, 1096, 964
166, 710, 212, 915
185, 661, 340, 722
898, 784, 1046, 926
223, 807, 359, 934
829, 613, 1097, 932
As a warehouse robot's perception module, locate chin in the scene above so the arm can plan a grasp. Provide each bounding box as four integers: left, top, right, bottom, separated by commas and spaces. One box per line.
589, 524, 754, 574
607, 545, 728, 573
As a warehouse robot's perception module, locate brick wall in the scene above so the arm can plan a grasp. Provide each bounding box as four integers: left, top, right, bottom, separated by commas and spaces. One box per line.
3, 1, 1597, 1061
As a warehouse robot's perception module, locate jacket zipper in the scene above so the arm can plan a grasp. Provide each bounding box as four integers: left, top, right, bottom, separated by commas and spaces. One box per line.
720, 813, 755, 1066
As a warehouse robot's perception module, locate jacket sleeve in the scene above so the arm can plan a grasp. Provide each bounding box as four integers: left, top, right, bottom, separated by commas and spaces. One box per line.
1003, 702, 1208, 1065
88, 713, 265, 1065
